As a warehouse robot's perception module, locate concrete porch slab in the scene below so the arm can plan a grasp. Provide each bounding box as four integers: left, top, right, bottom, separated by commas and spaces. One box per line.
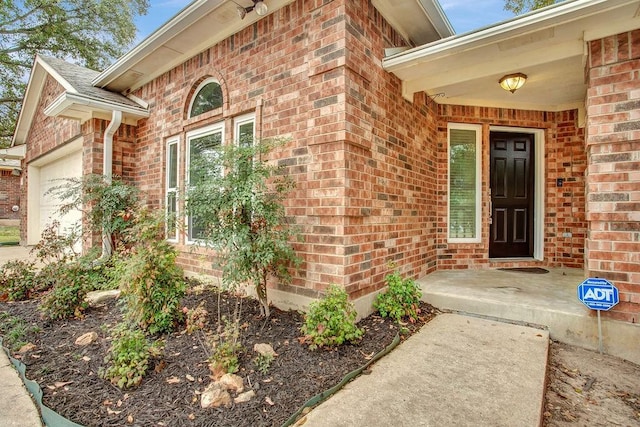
417, 268, 640, 365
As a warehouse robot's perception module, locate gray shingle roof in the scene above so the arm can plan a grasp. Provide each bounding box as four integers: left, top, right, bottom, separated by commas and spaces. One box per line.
39, 55, 145, 110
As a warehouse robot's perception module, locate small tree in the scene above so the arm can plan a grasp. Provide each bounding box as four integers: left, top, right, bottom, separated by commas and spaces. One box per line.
187, 139, 300, 317
48, 174, 138, 258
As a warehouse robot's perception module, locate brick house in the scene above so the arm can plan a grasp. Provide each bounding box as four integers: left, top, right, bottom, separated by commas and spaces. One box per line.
9, 0, 640, 327
0, 145, 24, 221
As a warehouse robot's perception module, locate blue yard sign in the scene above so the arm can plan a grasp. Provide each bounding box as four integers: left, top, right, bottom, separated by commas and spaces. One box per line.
577, 278, 619, 311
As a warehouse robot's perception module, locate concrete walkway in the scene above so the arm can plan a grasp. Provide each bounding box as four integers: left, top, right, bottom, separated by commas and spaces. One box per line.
0, 350, 42, 426
0, 245, 42, 426
298, 313, 549, 427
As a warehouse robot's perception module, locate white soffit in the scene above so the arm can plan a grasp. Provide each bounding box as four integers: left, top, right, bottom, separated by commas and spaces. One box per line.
94, 0, 296, 93
383, 0, 640, 111
372, 0, 454, 45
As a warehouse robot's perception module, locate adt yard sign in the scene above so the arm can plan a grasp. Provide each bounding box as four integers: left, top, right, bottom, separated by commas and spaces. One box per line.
577, 278, 619, 311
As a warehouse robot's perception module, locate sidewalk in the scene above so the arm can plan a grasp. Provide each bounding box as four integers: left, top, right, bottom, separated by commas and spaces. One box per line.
297, 313, 549, 427
0, 349, 42, 426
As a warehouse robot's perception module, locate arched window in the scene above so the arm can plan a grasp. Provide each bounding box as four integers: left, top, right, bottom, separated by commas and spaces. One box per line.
188, 79, 223, 118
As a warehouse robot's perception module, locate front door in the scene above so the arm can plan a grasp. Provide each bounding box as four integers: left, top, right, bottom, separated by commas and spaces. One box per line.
489, 132, 534, 258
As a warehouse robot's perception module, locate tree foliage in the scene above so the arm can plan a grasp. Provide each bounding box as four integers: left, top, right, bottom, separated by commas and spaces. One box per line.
186, 139, 301, 317
504, 0, 558, 15
0, 0, 149, 146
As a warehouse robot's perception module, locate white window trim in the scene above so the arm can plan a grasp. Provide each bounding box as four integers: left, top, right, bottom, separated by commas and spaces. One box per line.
185, 122, 225, 244
188, 78, 222, 118
447, 123, 482, 243
166, 136, 179, 242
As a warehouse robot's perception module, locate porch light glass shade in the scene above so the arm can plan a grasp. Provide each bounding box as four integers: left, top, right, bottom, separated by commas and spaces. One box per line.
254, 1, 268, 16
499, 73, 527, 93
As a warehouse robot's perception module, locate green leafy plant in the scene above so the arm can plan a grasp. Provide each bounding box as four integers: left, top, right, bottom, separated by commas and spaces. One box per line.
39, 263, 91, 320
0, 259, 36, 301
209, 317, 242, 374
30, 220, 80, 265
47, 174, 139, 258
253, 353, 274, 375
0, 312, 40, 352
100, 325, 162, 389
374, 271, 422, 323
112, 210, 186, 335
186, 138, 301, 317
301, 285, 363, 350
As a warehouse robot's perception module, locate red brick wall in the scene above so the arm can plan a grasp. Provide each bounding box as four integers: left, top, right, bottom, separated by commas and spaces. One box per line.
0, 171, 20, 220
436, 106, 586, 270
586, 30, 640, 322
132, 0, 436, 300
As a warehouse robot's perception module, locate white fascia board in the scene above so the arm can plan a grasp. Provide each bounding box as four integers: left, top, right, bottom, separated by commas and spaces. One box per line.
35, 55, 77, 93
44, 92, 150, 119
383, 0, 637, 71
92, 0, 224, 88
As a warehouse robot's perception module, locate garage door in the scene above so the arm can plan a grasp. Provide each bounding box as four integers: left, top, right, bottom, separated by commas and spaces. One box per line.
38, 149, 82, 246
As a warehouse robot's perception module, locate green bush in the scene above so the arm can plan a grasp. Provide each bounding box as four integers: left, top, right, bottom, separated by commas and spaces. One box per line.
374, 271, 422, 323
209, 317, 242, 374
301, 285, 363, 350
113, 212, 186, 335
39, 264, 90, 319
100, 325, 161, 389
0, 260, 36, 301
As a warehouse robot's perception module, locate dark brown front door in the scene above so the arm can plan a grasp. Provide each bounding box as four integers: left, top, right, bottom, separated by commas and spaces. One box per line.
490, 132, 534, 258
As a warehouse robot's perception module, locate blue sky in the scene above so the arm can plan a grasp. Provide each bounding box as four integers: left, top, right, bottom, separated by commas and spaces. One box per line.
135, 0, 516, 41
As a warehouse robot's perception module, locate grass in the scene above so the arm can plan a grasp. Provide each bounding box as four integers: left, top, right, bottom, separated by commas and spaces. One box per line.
0, 226, 19, 244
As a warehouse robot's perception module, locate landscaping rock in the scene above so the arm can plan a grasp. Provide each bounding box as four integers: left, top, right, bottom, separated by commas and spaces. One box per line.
218, 373, 244, 393
200, 383, 231, 408
254, 343, 277, 357
234, 390, 256, 404
86, 289, 120, 306
74, 332, 98, 346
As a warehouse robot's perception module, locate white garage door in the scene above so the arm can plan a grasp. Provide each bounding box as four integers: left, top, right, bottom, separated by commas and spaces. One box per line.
38, 149, 82, 244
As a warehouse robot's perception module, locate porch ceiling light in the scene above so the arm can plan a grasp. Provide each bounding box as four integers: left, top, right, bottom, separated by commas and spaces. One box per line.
499, 73, 527, 94
237, 1, 268, 20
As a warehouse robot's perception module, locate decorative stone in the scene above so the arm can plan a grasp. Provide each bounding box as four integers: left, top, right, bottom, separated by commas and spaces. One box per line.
253, 343, 277, 357
75, 332, 98, 346
234, 390, 255, 404
200, 383, 231, 408
86, 289, 120, 306
218, 373, 244, 393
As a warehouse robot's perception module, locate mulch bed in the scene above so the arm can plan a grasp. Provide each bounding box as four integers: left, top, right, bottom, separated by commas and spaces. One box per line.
0, 287, 436, 427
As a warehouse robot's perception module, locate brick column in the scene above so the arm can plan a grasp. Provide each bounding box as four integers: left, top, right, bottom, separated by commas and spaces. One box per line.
585, 30, 640, 322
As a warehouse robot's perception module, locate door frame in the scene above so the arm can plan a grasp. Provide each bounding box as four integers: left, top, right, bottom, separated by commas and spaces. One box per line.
489, 126, 544, 261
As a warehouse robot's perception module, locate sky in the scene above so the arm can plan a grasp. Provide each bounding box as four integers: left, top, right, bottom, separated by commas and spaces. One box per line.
134, 0, 516, 41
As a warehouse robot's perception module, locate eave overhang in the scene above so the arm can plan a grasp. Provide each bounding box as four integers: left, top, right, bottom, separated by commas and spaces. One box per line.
383, 0, 640, 115
44, 92, 149, 125
93, 0, 454, 94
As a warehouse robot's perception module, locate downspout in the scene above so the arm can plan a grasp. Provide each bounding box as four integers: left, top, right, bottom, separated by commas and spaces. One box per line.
101, 110, 122, 258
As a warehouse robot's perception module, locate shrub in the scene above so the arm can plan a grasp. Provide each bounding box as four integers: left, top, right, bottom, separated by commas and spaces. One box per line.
374, 271, 422, 323
113, 212, 186, 335
301, 285, 363, 350
183, 304, 208, 334
0, 260, 37, 301
209, 317, 242, 374
253, 353, 274, 375
39, 263, 90, 320
100, 325, 162, 389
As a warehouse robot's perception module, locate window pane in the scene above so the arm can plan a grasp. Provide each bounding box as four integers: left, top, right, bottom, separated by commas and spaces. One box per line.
190, 82, 223, 118
168, 143, 178, 189
167, 192, 177, 239
189, 132, 222, 184
238, 122, 254, 147
449, 129, 477, 239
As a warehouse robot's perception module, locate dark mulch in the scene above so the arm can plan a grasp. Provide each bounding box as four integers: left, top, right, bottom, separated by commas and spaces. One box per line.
0, 288, 435, 427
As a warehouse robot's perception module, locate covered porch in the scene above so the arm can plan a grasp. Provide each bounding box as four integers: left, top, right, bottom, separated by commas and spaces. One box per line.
417, 268, 639, 364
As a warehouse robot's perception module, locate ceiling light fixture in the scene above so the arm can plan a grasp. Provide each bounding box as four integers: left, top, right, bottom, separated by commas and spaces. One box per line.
237, 1, 268, 20
499, 73, 527, 94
